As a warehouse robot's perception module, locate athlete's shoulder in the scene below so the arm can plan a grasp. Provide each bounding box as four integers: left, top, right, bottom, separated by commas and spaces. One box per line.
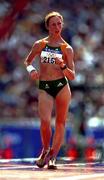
61, 39, 72, 51
32, 37, 47, 50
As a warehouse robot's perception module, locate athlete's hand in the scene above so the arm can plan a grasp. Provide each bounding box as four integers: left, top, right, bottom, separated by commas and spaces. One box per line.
29, 70, 39, 80
55, 57, 64, 66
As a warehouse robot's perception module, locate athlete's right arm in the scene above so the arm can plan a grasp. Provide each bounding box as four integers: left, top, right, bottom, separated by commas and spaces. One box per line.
24, 40, 41, 66
24, 40, 41, 80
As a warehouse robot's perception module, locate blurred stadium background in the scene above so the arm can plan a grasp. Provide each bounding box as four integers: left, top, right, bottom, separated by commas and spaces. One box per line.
0, 0, 104, 161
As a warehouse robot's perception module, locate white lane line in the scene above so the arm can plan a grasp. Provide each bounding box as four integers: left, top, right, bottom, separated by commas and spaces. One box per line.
0, 165, 36, 170
0, 174, 32, 179
50, 173, 104, 180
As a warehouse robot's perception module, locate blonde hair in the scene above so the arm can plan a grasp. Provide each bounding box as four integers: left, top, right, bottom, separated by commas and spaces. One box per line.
45, 11, 63, 28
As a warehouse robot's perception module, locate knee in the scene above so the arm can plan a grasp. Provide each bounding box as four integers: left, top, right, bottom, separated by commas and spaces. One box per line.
41, 118, 51, 129
56, 118, 66, 128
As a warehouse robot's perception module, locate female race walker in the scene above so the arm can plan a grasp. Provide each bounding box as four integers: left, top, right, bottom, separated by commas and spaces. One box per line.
24, 11, 75, 169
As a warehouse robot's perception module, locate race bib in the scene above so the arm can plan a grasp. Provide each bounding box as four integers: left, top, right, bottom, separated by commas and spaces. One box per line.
40, 47, 62, 64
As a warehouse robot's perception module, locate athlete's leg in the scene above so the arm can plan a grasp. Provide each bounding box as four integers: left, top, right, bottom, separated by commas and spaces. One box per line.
38, 90, 54, 150
51, 84, 71, 157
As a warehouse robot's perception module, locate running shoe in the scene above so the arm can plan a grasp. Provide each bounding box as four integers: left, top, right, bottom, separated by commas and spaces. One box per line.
47, 157, 57, 170
36, 148, 50, 168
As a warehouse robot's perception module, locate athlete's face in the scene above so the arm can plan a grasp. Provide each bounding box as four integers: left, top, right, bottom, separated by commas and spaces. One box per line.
47, 16, 63, 35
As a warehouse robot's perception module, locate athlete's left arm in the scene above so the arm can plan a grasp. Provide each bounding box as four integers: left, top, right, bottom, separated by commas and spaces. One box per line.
62, 46, 75, 80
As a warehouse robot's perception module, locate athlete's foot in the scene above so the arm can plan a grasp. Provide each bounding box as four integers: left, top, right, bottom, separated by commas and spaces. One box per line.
47, 157, 57, 170
36, 148, 50, 168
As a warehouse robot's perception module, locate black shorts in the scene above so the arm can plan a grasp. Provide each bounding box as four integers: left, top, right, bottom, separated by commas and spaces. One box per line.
39, 77, 68, 98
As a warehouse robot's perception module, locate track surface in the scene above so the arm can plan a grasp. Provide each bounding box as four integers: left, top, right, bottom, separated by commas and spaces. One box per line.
0, 159, 104, 180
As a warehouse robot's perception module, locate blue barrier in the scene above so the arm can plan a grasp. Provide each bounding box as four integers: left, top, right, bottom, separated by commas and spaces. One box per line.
0, 122, 72, 158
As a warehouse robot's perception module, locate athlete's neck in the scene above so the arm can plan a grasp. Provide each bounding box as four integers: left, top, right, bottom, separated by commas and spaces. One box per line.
48, 34, 62, 41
